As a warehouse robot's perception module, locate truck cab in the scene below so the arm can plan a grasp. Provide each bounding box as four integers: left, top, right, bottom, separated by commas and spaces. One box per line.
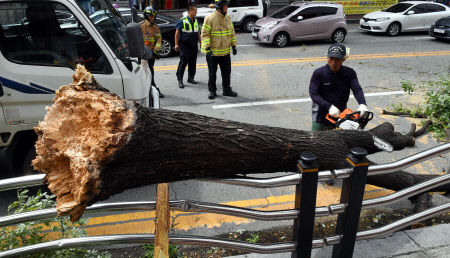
0, 0, 158, 177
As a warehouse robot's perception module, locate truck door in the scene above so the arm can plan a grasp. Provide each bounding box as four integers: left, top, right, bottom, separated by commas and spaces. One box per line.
0, 1, 124, 126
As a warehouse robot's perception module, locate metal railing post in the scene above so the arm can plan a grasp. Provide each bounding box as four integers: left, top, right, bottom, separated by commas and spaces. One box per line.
332, 147, 369, 258
292, 152, 319, 258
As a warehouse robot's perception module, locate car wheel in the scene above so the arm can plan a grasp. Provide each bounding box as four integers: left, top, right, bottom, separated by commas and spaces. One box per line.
241, 17, 257, 33
273, 32, 289, 48
386, 22, 401, 37
159, 39, 174, 58
331, 29, 346, 43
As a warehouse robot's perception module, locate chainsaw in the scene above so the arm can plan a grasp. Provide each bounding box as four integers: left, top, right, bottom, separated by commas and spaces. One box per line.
326, 108, 393, 152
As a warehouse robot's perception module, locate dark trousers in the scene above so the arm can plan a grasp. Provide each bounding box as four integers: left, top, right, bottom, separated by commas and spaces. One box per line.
148, 58, 156, 86
206, 54, 231, 93
176, 54, 197, 82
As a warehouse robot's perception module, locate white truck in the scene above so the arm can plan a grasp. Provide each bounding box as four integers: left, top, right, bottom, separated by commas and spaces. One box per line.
185, 0, 270, 32
0, 0, 158, 177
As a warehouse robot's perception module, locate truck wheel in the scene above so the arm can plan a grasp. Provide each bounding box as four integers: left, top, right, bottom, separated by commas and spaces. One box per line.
22, 145, 38, 176
241, 17, 257, 33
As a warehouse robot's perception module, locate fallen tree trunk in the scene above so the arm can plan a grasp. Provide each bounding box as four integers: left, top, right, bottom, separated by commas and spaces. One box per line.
32, 66, 447, 221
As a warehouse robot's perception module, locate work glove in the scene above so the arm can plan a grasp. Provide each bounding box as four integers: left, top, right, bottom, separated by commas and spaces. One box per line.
232, 46, 237, 55
357, 104, 369, 116
329, 105, 340, 118
153, 50, 160, 59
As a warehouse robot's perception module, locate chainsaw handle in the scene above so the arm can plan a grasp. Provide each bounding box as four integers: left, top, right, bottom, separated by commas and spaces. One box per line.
326, 114, 338, 124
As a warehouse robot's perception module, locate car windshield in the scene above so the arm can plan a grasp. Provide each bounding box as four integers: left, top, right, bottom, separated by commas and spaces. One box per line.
75, 0, 128, 60
271, 6, 299, 18
383, 3, 413, 13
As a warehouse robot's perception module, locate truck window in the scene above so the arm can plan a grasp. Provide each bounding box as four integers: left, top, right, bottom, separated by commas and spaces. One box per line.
76, 0, 129, 62
0, 2, 112, 74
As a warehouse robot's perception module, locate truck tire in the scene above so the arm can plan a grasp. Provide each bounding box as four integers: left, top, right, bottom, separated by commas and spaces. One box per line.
241, 17, 257, 33
22, 145, 38, 176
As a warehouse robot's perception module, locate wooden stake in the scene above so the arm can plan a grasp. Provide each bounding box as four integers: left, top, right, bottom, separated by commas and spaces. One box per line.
154, 183, 170, 258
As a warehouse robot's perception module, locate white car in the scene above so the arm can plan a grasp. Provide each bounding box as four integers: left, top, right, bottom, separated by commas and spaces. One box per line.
183, 0, 270, 32
359, 1, 450, 36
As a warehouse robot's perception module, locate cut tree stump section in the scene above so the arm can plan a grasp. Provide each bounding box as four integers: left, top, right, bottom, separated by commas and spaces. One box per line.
33, 66, 449, 222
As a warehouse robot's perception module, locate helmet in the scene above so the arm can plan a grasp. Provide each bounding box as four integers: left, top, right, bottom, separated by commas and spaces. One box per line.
144, 6, 158, 20
213, 0, 230, 9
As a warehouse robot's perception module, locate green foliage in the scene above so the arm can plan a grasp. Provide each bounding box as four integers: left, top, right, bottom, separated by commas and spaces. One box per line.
0, 189, 111, 258
143, 243, 181, 258
246, 233, 260, 243
393, 76, 450, 140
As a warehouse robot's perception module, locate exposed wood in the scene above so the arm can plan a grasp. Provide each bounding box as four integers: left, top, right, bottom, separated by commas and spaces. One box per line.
154, 183, 170, 258
32, 66, 447, 221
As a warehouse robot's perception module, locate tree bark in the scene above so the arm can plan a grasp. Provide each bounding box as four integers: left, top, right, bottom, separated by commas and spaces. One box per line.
32, 66, 447, 222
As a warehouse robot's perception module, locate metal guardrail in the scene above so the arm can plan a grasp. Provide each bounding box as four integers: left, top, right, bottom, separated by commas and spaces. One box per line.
1, 202, 449, 258
0, 143, 449, 257
2, 173, 450, 227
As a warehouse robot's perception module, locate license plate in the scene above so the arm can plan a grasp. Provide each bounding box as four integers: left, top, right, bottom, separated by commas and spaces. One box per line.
252, 32, 257, 37
434, 28, 445, 34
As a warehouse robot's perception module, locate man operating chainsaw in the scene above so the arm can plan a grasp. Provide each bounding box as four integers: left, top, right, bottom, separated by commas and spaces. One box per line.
309, 43, 369, 131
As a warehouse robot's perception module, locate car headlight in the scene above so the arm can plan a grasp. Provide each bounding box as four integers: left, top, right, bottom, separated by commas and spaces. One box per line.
261, 21, 280, 32
376, 17, 390, 22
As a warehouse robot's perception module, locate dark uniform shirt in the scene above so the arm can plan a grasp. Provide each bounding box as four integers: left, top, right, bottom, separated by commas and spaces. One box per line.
309, 64, 366, 124
176, 16, 199, 56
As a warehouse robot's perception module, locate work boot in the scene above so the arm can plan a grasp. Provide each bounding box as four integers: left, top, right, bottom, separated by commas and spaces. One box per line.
155, 87, 164, 98
208, 91, 217, 99
223, 89, 238, 97
187, 78, 198, 84
178, 81, 184, 89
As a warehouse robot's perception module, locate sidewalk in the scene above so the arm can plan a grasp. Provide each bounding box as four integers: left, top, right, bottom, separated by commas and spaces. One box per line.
225, 223, 450, 258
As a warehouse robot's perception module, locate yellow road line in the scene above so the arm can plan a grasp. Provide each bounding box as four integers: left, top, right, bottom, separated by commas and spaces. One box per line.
154, 50, 450, 71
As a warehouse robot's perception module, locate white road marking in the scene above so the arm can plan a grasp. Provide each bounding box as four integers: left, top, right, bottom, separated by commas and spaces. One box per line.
212, 91, 404, 109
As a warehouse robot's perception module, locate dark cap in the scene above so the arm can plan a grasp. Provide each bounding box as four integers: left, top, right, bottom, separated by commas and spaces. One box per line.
327, 43, 346, 59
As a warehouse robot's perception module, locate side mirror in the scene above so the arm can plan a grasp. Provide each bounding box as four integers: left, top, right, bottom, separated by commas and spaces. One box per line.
126, 21, 152, 60
406, 10, 415, 15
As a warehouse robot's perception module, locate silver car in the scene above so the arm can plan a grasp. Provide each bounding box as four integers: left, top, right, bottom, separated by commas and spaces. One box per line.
252, 2, 348, 47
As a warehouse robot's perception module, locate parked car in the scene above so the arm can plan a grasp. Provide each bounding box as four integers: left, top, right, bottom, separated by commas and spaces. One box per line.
252, 2, 347, 48
116, 7, 177, 58
186, 0, 270, 32
359, 1, 450, 36
429, 16, 450, 40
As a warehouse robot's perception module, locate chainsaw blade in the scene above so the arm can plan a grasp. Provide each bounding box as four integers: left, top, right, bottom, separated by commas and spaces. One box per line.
372, 135, 393, 152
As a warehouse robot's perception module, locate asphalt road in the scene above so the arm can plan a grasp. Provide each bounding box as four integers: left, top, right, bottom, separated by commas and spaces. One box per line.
1, 25, 449, 237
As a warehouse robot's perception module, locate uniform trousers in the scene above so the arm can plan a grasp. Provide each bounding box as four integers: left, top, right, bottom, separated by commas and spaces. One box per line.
176, 48, 197, 82
206, 54, 231, 93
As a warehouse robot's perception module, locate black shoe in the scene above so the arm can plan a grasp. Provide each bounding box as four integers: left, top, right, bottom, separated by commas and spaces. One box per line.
208, 92, 217, 99
178, 81, 184, 88
187, 79, 198, 84
155, 87, 164, 98
223, 90, 238, 97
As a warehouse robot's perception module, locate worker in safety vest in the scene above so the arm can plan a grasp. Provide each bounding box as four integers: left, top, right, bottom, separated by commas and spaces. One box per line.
175, 4, 201, 89
201, 0, 237, 99
140, 5, 164, 98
